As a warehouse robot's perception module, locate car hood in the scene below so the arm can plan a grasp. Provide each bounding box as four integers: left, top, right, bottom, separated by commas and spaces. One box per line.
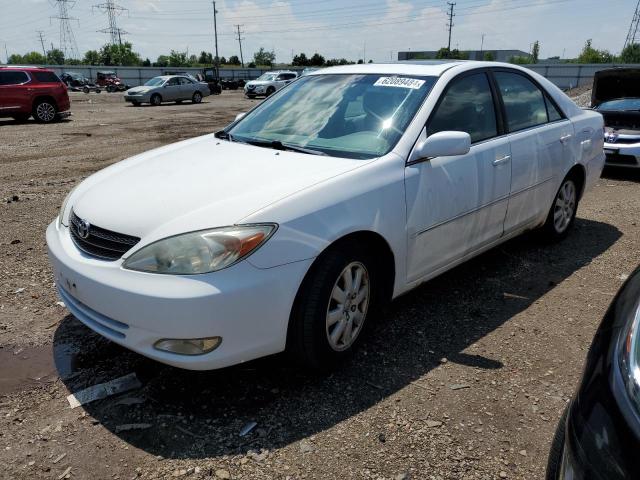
592, 69, 640, 107
246, 80, 270, 87
70, 134, 366, 246
126, 86, 154, 94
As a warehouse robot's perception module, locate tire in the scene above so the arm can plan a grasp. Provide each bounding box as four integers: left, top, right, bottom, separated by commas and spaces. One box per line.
150, 94, 162, 106
33, 100, 57, 123
82, 86, 90, 94
266, 86, 275, 96
540, 174, 580, 242
288, 240, 385, 371
546, 405, 569, 480
192, 91, 203, 104
12, 113, 30, 122
106, 85, 116, 93
95, 89, 101, 94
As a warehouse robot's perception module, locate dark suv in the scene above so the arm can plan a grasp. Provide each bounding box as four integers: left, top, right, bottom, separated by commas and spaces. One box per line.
0, 67, 71, 123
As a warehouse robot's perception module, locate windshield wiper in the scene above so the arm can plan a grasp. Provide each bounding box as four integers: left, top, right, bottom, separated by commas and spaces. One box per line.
214, 130, 236, 141
244, 138, 327, 156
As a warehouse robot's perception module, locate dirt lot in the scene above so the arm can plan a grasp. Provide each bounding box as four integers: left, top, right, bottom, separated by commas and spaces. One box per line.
0, 91, 639, 480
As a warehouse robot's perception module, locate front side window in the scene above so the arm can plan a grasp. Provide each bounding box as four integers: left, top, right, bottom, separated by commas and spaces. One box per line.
229, 74, 437, 159
179, 77, 194, 85
494, 71, 548, 132
428, 72, 498, 143
0, 71, 29, 85
167, 78, 180, 86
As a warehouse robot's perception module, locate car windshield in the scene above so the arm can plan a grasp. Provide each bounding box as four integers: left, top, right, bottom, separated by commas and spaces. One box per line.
257, 73, 277, 81
229, 74, 437, 159
144, 77, 165, 86
597, 98, 640, 111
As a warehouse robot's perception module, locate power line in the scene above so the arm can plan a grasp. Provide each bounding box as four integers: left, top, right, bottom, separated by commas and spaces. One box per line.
446, 2, 456, 53
624, 0, 640, 50
93, 0, 128, 47
50, 0, 80, 59
235, 24, 245, 67
37, 30, 47, 57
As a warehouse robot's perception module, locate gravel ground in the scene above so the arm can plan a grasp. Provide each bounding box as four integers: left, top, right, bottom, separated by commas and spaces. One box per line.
0, 91, 639, 480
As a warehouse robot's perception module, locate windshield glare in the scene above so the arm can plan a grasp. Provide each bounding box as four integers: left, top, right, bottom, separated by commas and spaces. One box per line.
598, 98, 640, 111
257, 73, 277, 81
144, 77, 165, 86
229, 74, 436, 159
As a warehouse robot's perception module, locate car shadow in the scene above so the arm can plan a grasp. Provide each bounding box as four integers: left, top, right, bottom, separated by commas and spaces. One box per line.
128, 101, 210, 108
53, 218, 621, 459
0, 118, 73, 126
602, 166, 640, 183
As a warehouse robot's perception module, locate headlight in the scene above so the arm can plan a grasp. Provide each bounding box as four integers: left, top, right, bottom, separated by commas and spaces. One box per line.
122, 224, 276, 275
619, 299, 640, 411
58, 185, 78, 227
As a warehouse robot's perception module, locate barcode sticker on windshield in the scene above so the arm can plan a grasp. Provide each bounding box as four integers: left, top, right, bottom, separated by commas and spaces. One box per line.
374, 77, 425, 89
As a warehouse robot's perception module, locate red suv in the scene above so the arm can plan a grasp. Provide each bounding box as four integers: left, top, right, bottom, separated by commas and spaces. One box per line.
0, 67, 71, 123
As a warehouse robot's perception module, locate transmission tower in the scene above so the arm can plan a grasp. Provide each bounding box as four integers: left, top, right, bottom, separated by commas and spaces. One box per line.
94, 0, 128, 46
624, 0, 640, 49
50, 0, 80, 60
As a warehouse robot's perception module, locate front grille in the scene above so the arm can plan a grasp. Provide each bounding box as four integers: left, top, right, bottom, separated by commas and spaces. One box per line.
69, 210, 140, 260
606, 137, 640, 145
605, 153, 639, 166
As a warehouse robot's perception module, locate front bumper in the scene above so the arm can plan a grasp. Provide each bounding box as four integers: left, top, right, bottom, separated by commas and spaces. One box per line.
46, 220, 312, 370
603, 141, 640, 168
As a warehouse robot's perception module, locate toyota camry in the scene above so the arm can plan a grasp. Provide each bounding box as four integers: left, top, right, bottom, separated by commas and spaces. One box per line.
47, 61, 605, 371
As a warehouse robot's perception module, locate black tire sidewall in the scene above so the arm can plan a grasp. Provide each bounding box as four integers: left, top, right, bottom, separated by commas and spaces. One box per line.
266, 87, 275, 96
545, 405, 568, 480
192, 92, 202, 103
151, 94, 161, 106
289, 241, 384, 371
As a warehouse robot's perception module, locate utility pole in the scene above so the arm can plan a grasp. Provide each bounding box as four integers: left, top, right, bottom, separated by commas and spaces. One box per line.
446, 2, 456, 55
212, 1, 219, 75
50, 0, 80, 60
93, 0, 128, 48
480, 33, 485, 56
235, 24, 245, 67
37, 31, 47, 57
624, 0, 640, 50
4, 44, 8, 64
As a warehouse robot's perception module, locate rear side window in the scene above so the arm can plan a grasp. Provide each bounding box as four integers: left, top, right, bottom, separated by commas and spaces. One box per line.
428, 72, 498, 143
179, 77, 193, 84
546, 94, 564, 122
494, 71, 548, 132
33, 71, 61, 83
0, 71, 29, 85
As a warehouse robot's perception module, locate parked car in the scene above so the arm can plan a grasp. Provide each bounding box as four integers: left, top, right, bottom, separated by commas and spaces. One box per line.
123, 75, 211, 106
60, 72, 100, 93
301, 67, 320, 76
47, 61, 604, 371
0, 66, 71, 123
96, 70, 128, 92
593, 68, 640, 168
546, 265, 640, 479
244, 70, 297, 97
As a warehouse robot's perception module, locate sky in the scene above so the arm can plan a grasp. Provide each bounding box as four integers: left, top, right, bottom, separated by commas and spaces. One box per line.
0, 0, 636, 64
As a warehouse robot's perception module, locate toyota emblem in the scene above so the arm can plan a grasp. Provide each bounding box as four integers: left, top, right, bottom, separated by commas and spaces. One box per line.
77, 219, 91, 239
606, 132, 619, 143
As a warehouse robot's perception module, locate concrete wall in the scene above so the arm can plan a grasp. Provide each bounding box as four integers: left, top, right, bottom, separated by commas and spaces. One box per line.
523, 63, 640, 90
7, 65, 303, 87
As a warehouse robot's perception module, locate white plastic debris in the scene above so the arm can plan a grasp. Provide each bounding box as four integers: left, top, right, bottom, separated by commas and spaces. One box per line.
66, 373, 142, 408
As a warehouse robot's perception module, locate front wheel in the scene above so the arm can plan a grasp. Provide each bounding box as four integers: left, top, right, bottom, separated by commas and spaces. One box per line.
288, 241, 383, 371
150, 94, 162, 106
540, 175, 579, 242
192, 91, 202, 103
266, 86, 275, 96
33, 100, 57, 123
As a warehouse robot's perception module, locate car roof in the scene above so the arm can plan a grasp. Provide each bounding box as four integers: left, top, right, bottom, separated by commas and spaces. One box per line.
0, 65, 54, 72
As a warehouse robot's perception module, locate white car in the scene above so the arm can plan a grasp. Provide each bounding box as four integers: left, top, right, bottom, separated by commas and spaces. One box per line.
47, 61, 605, 371
244, 71, 297, 97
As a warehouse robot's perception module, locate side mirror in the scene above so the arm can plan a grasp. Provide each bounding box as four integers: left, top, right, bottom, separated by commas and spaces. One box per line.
409, 130, 471, 163
235, 112, 246, 122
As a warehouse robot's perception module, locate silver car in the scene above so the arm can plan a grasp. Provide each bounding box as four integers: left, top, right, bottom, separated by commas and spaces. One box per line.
124, 75, 211, 106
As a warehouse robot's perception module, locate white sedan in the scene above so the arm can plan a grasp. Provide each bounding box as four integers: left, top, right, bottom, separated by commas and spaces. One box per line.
47, 61, 605, 371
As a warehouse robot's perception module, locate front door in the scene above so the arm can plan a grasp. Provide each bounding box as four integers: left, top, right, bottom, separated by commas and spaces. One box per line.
163, 77, 181, 101
405, 71, 512, 282
0, 70, 32, 114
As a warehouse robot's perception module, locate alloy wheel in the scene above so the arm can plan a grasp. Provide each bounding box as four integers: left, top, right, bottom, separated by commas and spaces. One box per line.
326, 262, 370, 351
36, 102, 56, 122
553, 179, 576, 233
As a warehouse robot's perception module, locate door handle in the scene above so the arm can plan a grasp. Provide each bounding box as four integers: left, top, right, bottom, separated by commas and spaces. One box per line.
492, 155, 511, 166
560, 134, 572, 144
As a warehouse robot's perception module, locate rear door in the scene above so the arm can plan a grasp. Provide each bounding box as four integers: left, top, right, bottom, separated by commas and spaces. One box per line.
0, 70, 32, 114
178, 77, 194, 99
491, 69, 573, 232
